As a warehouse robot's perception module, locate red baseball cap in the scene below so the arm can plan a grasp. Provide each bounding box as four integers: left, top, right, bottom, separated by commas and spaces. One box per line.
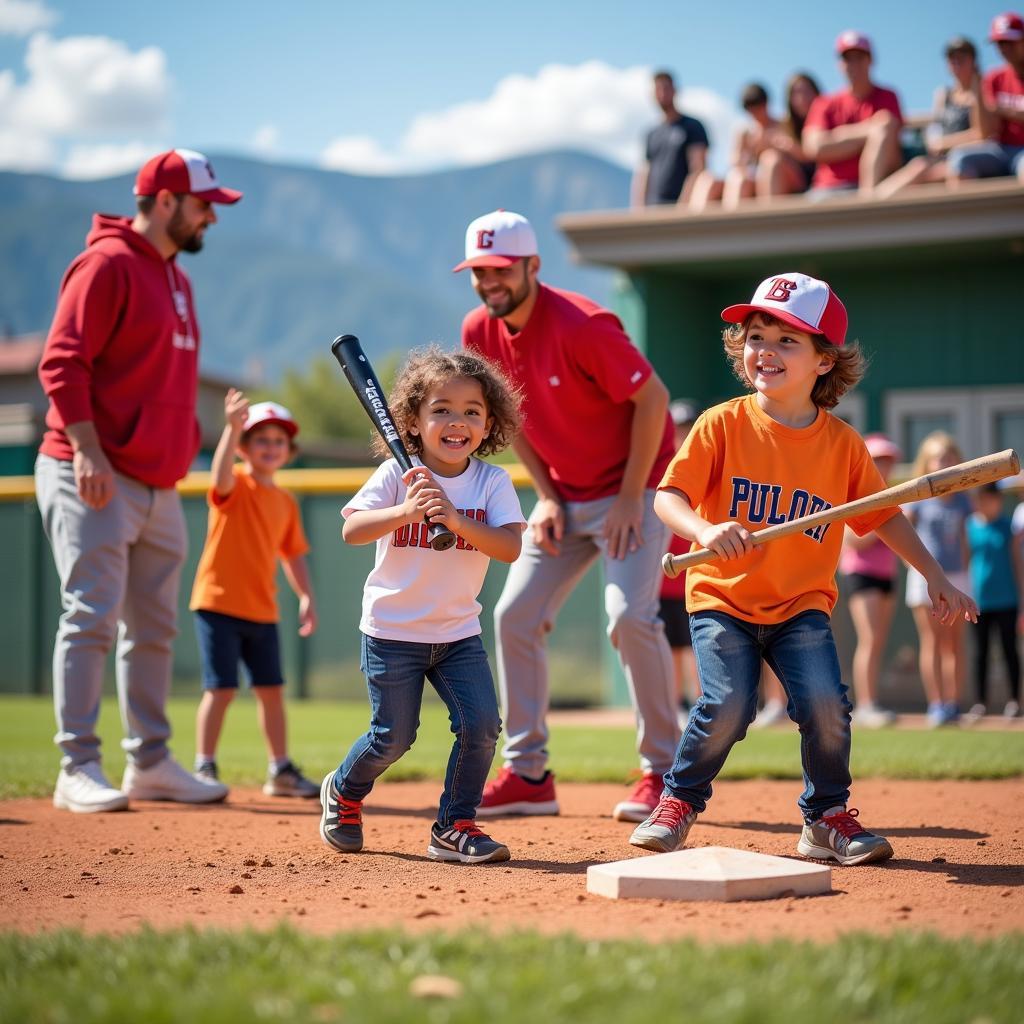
134, 149, 242, 204
835, 29, 873, 56
453, 209, 538, 272
990, 12, 1024, 41
721, 272, 848, 346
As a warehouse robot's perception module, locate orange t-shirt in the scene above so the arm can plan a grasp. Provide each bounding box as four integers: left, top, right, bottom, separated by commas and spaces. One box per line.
659, 396, 898, 624
190, 465, 310, 623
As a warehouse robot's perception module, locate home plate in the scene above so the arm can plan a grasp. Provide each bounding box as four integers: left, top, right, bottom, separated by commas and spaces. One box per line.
586, 846, 831, 902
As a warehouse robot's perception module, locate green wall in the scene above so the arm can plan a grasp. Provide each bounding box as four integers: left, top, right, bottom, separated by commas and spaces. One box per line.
616, 243, 1024, 424
0, 486, 610, 708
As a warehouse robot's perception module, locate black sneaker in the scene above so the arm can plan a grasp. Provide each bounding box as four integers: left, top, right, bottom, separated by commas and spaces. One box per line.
319, 772, 363, 853
427, 820, 510, 864
264, 760, 319, 798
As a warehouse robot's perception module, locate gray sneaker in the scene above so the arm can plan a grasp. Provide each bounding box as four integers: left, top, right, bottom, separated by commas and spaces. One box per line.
319, 772, 364, 853
797, 806, 893, 866
264, 760, 319, 798
628, 795, 697, 853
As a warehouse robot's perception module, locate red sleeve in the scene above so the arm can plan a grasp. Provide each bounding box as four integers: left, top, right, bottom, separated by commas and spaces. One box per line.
38, 252, 125, 427
803, 94, 832, 131
569, 312, 653, 403
883, 88, 904, 126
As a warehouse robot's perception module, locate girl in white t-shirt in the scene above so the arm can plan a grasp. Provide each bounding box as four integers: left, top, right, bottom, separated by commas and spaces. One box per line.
319, 347, 525, 864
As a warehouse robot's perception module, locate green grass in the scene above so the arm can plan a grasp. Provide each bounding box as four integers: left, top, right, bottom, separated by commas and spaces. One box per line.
1, 695, 1021, 799
0, 927, 1020, 1024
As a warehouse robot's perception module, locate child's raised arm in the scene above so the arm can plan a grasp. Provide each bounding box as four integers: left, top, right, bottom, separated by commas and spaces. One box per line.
211, 388, 249, 498
875, 512, 978, 624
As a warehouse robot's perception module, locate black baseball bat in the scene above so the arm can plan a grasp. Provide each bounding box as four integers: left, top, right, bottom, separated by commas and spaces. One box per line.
331, 334, 456, 551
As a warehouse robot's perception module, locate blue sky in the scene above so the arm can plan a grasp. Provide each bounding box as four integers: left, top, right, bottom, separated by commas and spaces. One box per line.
0, 0, 1002, 178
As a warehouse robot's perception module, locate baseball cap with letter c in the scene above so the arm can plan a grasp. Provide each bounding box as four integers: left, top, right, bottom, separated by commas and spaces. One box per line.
721, 272, 848, 346
453, 209, 538, 272
134, 148, 243, 204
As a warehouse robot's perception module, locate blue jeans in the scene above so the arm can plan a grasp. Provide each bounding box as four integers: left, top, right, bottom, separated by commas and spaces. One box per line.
947, 140, 1024, 180
335, 633, 500, 826
664, 610, 852, 822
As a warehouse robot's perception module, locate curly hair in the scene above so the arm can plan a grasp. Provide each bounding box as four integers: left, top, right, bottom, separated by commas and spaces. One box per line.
374, 346, 523, 460
722, 312, 866, 409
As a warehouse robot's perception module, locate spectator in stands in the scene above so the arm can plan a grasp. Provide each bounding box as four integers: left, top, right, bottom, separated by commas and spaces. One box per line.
632, 69, 711, 207
756, 72, 822, 200
905, 432, 972, 727
948, 12, 1024, 185
840, 434, 903, 727
965, 482, 1022, 721
802, 30, 904, 197
688, 83, 780, 212
876, 36, 984, 199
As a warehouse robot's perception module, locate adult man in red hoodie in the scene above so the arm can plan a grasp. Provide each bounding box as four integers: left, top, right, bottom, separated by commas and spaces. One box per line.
36, 149, 242, 813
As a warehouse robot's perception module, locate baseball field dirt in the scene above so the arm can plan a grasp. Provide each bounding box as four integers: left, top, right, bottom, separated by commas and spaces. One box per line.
2, 778, 1021, 940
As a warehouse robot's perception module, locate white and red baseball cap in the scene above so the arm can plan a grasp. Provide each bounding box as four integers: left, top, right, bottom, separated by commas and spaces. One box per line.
721, 273, 849, 346
453, 209, 538, 272
835, 29, 873, 56
863, 434, 902, 461
243, 401, 298, 437
134, 149, 243, 204
990, 12, 1024, 41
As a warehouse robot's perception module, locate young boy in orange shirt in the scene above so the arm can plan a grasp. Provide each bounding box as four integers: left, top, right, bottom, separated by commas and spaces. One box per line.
190, 389, 319, 798
630, 273, 977, 864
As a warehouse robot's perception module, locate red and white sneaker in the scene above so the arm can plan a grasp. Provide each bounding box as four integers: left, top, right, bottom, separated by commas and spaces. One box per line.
612, 772, 664, 823
476, 765, 559, 817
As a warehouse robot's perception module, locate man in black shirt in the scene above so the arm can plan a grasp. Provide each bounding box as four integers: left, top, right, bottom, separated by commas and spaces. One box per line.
632, 70, 711, 206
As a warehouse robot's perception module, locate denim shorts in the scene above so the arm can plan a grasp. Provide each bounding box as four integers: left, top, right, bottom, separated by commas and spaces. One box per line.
193, 609, 284, 690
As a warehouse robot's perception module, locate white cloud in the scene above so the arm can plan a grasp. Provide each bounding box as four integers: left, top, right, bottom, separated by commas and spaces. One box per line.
61, 141, 156, 179
319, 61, 745, 176
0, 0, 57, 36
5, 32, 170, 136
250, 123, 280, 156
0, 124, 54, 170
321, 134, 403, 175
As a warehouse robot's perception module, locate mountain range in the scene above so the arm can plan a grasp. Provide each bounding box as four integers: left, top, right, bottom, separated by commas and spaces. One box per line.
0, 150, 630, 383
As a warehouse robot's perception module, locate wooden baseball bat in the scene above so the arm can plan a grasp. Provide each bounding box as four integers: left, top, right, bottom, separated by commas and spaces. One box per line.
662, 448, 1019, 578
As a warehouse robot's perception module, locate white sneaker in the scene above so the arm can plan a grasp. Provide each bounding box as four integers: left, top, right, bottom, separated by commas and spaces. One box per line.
852, 704, 897, 729
752, 700, 787, 728
963, 703, 987, 725
122, 754, 228, 803
54, 761, 129, 813
1003, 700, 1020, 720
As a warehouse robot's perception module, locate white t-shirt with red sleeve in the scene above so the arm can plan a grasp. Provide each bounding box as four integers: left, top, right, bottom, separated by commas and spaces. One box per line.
462, 283, 675, 503
984, 65, 1024, 147
342, 456, 525, 643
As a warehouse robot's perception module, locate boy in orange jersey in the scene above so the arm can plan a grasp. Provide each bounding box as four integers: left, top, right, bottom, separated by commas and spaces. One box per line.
630, 273, 977, 865
190, 389, 319, 798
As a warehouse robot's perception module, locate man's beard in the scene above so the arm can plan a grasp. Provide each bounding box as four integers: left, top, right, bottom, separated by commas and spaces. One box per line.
167, 205, 204, 253
481, 274, 530, 319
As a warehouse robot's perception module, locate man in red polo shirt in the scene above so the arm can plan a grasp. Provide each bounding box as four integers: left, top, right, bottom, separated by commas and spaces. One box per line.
803, 30, 904, 196
948, 12, 1024, 184
455, 210, 680, 822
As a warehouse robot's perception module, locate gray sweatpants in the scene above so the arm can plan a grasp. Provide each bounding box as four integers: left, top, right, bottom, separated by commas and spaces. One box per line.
35, 454, 187, 770
494, 489, 680, 777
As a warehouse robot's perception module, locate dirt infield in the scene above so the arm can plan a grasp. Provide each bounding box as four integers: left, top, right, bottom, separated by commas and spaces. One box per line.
2, 779, 1021, 942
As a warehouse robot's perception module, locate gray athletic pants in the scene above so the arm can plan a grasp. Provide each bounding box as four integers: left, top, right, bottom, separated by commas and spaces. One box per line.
494, 489, 680, 778
35, 454, 187, 770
